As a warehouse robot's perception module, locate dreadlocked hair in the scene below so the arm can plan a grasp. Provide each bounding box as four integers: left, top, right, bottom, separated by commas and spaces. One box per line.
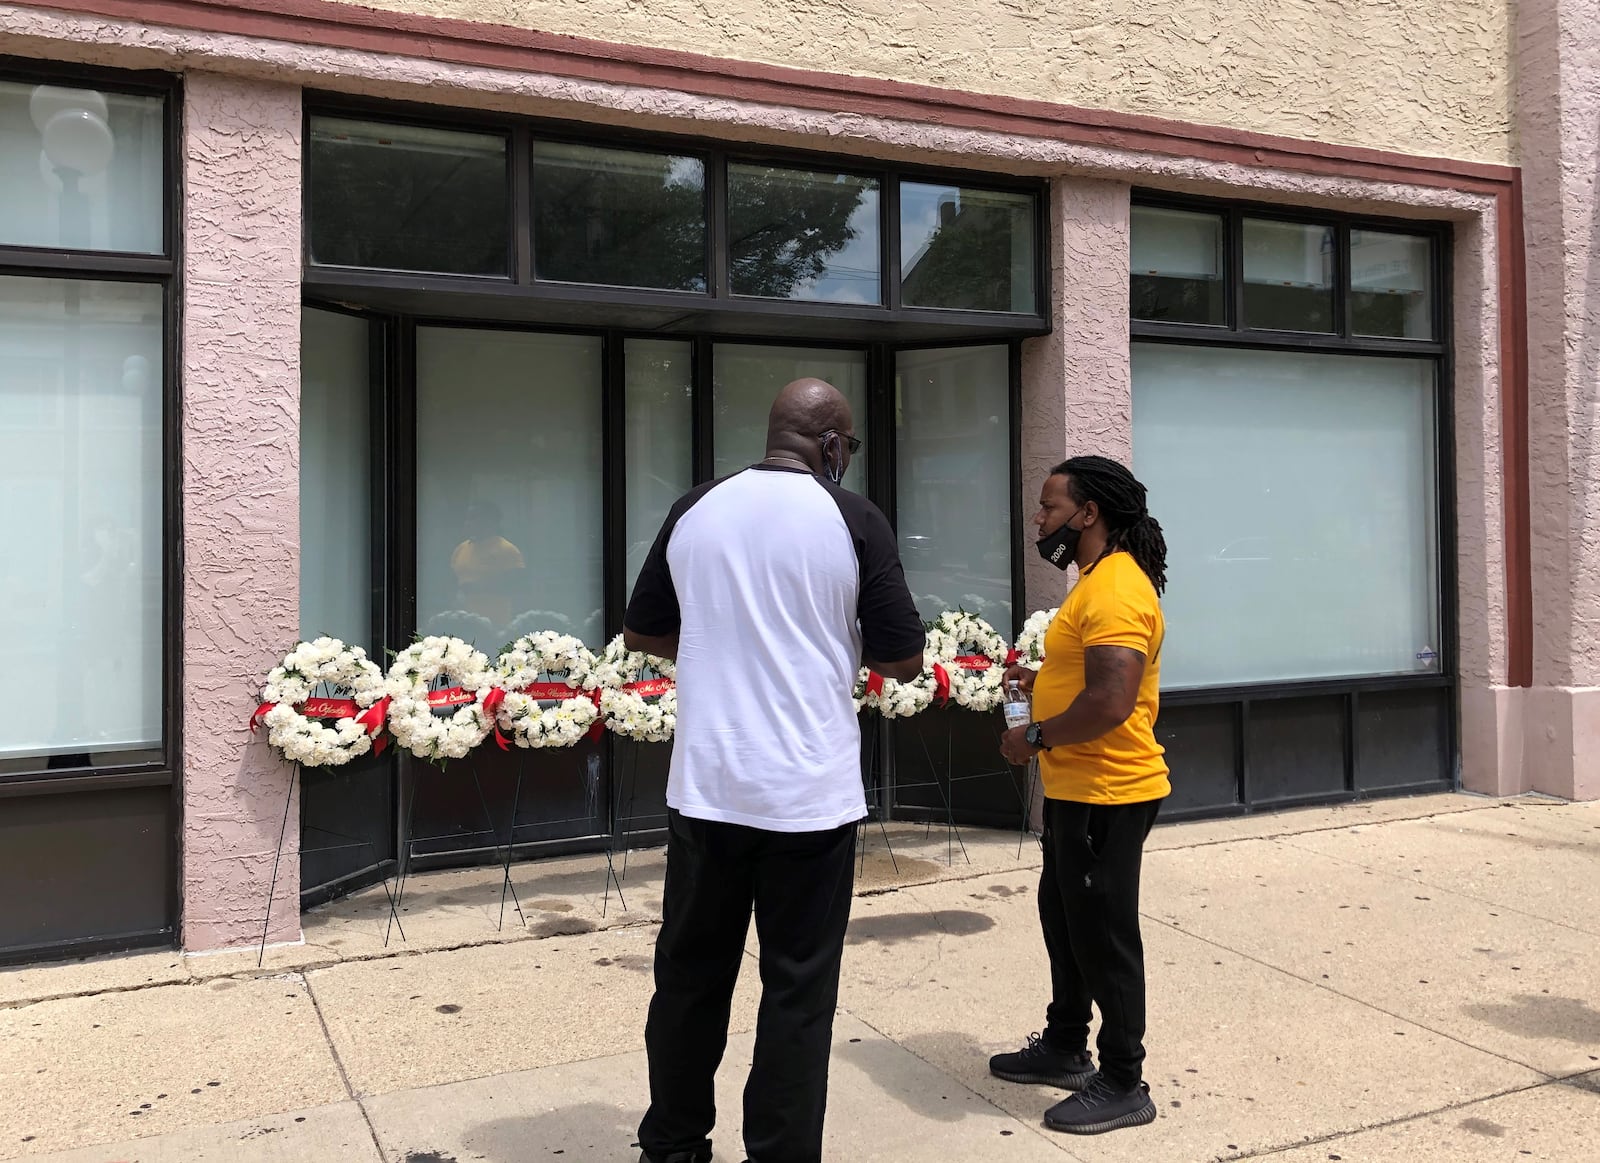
1053, 455, 1168, 596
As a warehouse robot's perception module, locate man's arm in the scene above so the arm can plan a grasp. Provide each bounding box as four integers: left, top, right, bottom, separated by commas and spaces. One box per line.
623, 628, 680, 661
864, 650, 923, 683
1000, 645, 1145, 764
1035, 645, 1145, 746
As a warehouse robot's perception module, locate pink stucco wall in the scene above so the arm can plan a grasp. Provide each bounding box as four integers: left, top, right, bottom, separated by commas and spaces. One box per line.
1020, 178, 1132, 616
1515, 0, 1600, 800
180, 74, 304, 951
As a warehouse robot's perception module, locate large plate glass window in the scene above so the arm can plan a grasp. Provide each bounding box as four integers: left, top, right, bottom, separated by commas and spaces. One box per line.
900, 182, 1036, 313
727, 164, 881, 304
0, 275, 164, 771
307, 117, 509, 277
625, 339, 693, 592
895, 345, 1012, 625
0, 81, 164, 254
416, 327, 604, 649
1132, 342, 1439, 688
299, 308, 372, 649
711, 344, 868, 492
532, 142, 707, 292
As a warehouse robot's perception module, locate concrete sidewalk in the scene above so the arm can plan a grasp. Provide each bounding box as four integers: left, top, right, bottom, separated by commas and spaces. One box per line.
3, 793, 1597, 1162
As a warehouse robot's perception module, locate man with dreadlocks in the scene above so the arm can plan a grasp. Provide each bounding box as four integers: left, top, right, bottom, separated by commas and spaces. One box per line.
992, 454, 1169, 1137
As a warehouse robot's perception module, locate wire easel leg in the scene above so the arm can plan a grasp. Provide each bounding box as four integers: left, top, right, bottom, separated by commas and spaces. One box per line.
497, 761, 528, 932
913, 718, 967, 866
259, 763, 299, 968
601, 744, 629, 918
1018, 754, 1041, 858
386, 765, 422, 948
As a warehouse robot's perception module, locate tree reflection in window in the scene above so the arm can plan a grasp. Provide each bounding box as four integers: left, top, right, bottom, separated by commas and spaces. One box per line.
728, 165, 880, 304
533, 143, 707, 292
308, 117, 509, 277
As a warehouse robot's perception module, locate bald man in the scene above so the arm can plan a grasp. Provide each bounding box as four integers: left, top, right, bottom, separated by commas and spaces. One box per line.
625, 379, 925, 1163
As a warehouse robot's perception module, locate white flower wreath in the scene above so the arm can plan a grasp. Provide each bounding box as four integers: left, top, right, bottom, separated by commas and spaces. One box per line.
927, 609, 1010, 711
854, 625, 944, 718
488, 631, 601, 749
252, 637, 389, 767
1014, 607, 1058, 671
383, 636, 497, 761
594, 634, 677, 743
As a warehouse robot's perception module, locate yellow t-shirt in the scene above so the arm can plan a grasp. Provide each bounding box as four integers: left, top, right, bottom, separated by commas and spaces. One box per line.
1032, 551, 1169, 805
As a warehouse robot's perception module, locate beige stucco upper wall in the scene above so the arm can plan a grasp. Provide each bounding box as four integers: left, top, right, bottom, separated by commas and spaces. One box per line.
326, 0, 1514, 164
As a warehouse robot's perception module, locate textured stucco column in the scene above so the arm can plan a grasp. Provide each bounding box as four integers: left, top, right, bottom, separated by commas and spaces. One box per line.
1018, 177, 1132, 828
1020, 177, 1133, 612
1516, 0, 1600, 801
1452, 207, 1526, 797
181, 75, 304, 950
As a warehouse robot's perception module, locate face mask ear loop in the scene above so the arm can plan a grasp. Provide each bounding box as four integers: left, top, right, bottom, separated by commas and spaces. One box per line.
822, 433, 845, 484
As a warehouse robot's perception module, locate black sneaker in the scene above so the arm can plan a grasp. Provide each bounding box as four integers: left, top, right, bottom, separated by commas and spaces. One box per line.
639, 1148, 712, 1163
1043, 1072, 1157, 1135
988, 1032, 1096, 1089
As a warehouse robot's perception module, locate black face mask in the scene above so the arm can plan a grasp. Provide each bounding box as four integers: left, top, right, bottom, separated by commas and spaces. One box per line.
1036, 506, 1086, 571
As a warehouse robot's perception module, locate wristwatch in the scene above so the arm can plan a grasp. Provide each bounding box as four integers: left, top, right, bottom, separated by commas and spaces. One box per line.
1025, 722, 1049, 751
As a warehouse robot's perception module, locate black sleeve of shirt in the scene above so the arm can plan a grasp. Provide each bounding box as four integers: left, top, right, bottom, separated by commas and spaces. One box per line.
823, 484, 926, 664
623, 478, 724, 638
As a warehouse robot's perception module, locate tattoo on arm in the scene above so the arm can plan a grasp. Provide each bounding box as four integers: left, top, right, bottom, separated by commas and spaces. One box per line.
1083, 646, 1146, 722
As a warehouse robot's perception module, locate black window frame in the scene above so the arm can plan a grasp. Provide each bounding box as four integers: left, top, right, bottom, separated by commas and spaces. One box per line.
0, 57, 182, 793
300, 92, 1051, 338
1129, 189, 1459, 819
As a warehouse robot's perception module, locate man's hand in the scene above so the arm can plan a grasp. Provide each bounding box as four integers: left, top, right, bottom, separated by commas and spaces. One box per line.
1003, 664, 1035, 694
999, 725, 1036, 766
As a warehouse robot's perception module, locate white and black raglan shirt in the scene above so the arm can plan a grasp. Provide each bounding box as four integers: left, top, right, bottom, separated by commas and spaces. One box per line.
624, 464, 925, 833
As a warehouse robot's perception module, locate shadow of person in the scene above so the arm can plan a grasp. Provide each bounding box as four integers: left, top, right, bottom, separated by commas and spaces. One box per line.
464, 1101, 641, 1161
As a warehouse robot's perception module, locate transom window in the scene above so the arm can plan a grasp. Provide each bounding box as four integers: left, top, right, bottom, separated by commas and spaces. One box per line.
303, 105, 1046, 327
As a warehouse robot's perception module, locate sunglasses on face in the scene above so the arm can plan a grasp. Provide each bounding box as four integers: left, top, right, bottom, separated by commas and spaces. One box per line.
821, 430, 863, 455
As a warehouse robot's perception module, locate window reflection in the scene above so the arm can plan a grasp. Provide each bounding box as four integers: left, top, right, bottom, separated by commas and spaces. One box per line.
532, 142, 707, 292
895, 345, 1012, 627
728, 165, 881, 304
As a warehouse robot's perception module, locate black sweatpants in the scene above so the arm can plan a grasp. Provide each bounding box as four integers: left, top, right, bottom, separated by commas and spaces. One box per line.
1038, 795, 1164, 1088
638, 808, 857, 1163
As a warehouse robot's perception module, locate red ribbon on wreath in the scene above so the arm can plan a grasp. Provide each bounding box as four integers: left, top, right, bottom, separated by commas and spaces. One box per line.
1004, 648, 1021, 666
932, 663, 952, 706
953, 654, 992, 672
482, 687, 510, 751
249, 702, 275, 732
356, 696, 391, 755
624, 677, 675, 698
865, 670, 886, 697
303, 697, 360, 720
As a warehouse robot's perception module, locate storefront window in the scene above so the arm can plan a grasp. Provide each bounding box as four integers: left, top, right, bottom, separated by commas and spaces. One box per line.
626, 338, 693, 592
416, 328, 604, 648
1130, 206, 1225, 326
0, 81, 165, 254
900, 182, 1035, 313
712, 344, 868, 491
1351, 230, 1434, 340
300, 308, 371, 649
727, 164, 881, 304
532, 143, 707, 292
1242, 218, 1336, 333
895, 345, 1012, 625
0, 275, 164, 767
1132, 342, 1440, 688
308, 117, 509, 277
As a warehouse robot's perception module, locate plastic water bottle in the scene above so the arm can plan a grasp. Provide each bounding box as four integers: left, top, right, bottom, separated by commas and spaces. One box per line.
1003, 678, 1031, 730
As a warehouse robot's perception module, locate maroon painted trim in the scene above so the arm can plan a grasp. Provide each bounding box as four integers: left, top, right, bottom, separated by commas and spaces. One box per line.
1499, 173, 1532, 688
13, 0, 1536, 685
